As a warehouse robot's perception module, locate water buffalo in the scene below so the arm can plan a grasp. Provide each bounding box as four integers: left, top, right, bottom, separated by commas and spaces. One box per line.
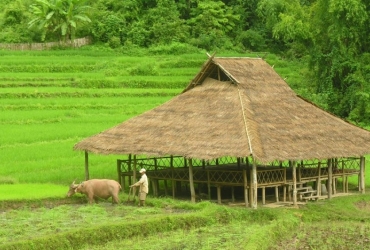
67, 179, 121, 204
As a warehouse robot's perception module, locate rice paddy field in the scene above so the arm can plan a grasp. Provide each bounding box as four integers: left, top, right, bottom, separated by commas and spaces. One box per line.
1, 48, 370, 250
0, 49, 203, 184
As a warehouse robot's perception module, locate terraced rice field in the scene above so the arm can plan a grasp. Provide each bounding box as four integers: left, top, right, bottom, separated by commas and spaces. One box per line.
0, 50, 204, 184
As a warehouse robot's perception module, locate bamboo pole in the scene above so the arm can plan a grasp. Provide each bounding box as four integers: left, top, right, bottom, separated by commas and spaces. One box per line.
316, 162, 321, 196
360, 156, 365, 194
207, 171, 211, 200
291, 161, 297, 207
243, 170, 248, 207
128, 154, 132, 186
164, 180, 168, 196
172, 156, 175, 198
283, 168, 287, 202
231, 186, 235, 202
133, 155, 137, 195
342, 160, 345, 193
188, 159, 196, 203
116, 160, 122, 188
249, 168, 253, 208
328, 159, 332, 199
84, 151, 89, 180
217, 186, 221, 204
252, 158, 257, 209
275, 186, 279, 202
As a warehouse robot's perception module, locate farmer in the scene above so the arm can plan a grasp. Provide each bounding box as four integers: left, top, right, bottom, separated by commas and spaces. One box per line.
130, 168, 148, 207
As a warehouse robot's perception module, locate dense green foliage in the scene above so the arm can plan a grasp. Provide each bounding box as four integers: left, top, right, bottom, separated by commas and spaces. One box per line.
28, 0, 91, 42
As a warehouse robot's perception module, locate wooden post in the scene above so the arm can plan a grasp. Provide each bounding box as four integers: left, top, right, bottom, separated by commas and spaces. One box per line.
231, 186, 235, 202
84, 151, 89, 180
360, 156, 365, 194
341, 160, 345, 193
128, 154, 132, 186
333, 159, 337, 194
328, 159, 332, 199
217, 186, 221, 204
283, 168, 287, 202
188, 159, 196, 203
249, 168, 253, 208
316, 162, 321, 196
207, 171, 211, 200
133, 155, 137, 195
291, 161, 297, 207
116, 160, 122, 189
243, 170, 248, 207
283, 185, 286, 202
164, 180, 168, 196
172, 156, 175, 198
275, 186, 279, 202
262, 187, 266, 205
252, 158, 257, 209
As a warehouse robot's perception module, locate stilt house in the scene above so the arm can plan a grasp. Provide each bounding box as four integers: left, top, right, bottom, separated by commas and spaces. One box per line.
74, 55, 370, 208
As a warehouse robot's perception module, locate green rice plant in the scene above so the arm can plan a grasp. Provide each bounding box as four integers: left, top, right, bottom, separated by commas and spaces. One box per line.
0, 184, 67, 200
0, 176, 18, 184
0, 87, 181, 99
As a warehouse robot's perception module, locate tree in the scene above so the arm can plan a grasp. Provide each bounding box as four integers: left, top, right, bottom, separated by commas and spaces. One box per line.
0, 0, 34, 42
146, 0, 189, 45
257, 0, 312, 56
187, 0, 239, 50
28, 0, 91, 42
309, 0, 369, 119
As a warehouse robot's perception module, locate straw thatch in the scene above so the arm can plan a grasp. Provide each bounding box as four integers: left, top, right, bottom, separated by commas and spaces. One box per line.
74, 56, 370, 163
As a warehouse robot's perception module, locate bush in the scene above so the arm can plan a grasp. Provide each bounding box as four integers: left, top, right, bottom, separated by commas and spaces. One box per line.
148, 42, 200, 55
108, 36, 121, 49
236, 29, 266, 52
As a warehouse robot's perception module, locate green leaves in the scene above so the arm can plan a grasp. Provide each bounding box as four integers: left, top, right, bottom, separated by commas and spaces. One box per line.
28, 0, 91, 41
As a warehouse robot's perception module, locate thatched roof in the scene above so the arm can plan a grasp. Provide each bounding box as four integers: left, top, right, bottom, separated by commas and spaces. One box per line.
74, 56, 370, 163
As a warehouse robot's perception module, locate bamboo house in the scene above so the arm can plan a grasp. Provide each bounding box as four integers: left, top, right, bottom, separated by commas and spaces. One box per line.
74, 55, 370, 208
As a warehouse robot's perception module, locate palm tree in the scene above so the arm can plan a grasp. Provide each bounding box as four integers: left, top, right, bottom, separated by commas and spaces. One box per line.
28, 0, 91, 42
